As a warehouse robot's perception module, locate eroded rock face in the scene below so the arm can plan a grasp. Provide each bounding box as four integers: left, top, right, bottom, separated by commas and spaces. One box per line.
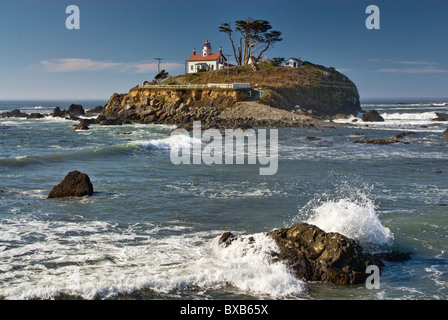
47, 171, 94, 198
267, 223, 384, 285
362, 109, 384, 122
218, 223, 386, 286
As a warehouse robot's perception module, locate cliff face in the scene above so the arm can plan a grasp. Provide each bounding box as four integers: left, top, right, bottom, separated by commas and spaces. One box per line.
102, 63, 362, 127
103, 87, 248, 118
260, 84, 361, 116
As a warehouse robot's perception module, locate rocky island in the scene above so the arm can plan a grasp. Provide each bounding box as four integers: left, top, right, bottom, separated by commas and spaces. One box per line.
99, 62, 362, 130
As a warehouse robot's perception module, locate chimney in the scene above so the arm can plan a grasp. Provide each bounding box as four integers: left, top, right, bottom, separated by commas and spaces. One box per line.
219, 47, 222, 54
193, 48, 196, 55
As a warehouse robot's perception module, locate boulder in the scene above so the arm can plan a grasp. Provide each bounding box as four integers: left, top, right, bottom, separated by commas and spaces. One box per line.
353, 139, 398, 145
52, 106, 66, 117
431, 117, 446, 122
47, 171, 94, 198
267, 223, 384, 285
26, 113, 45, 119
1, 109, 29, 118
74, 119, 93, 131
219, 223, 386, 286
85, 105, 104, 116
444, 128, 448, 139
362, 109, 384, 122
68, 104, 85, 117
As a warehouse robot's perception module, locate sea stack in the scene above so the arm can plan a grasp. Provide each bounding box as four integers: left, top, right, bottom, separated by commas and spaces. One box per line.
47, 171, 94, 198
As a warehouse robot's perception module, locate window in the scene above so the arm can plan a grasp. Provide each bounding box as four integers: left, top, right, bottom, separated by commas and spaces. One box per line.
190, 65, 193, 70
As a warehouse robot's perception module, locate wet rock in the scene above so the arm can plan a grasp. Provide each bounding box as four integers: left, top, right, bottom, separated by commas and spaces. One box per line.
85, 106, 104, 116
362, 109, 384, 122
26, 113, 45, 119
1, 109, 29, 118
267, 223, 384, 285
68, 104, 85, 117
47, 171, 94, 198
353, 139, 398, 145
444, 128, 448, 139
52, 106, 67, 117
431, 117, 446, 122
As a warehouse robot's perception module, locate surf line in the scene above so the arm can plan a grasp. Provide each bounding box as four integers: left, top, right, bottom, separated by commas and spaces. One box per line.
170, 121, 278, 175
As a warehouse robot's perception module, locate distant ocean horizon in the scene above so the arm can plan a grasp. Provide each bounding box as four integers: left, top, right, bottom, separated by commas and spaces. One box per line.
1, 97, 447, 300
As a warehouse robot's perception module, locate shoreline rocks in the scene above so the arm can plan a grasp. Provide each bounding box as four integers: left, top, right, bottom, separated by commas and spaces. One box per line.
219, 223, 410, 286
47, 171, 94, 198
362, 109, 384, 122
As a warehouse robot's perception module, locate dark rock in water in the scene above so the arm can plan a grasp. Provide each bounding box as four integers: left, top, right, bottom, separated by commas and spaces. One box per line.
74, 119, 91, 131
26, 113, 45, 119
1, 109, 29, 118
68, 104, 85, 117
444, 129, 448, 139
47, 171, 94, 198
52, 106, 66, 117
362, 109, 384, 122
219, 223, 390, 286
85, 105, 104, 116
100, 118, 123, 126
431, 117, 446, 122
267, 223, 384, 285
218, 232, 238, 247
306, 136, 320, 141
390, 132, 407, 140
353, 139, 398, 145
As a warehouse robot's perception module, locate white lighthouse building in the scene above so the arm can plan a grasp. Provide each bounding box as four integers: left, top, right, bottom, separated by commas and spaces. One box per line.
187, 40, 228, 73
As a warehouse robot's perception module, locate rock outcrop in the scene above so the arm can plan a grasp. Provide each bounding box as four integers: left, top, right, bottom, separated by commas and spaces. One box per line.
362, 109, 384, 122
219, 223, 388, 286
0, 109, 29, 118
68, 104, 85, 117
47, 171, 94, 198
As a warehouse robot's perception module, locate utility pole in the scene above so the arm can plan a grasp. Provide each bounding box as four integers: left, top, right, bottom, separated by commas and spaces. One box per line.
154, 58, 163, 74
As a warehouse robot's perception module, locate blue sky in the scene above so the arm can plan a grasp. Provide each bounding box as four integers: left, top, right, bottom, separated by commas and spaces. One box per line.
0, 0, 447, 100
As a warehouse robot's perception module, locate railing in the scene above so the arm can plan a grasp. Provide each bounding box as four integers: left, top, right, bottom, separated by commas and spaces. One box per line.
137, 83, 251, 90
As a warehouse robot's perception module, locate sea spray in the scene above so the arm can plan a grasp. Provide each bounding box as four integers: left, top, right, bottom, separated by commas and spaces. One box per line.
295, 178, 394, 250
307, 197, 394, 247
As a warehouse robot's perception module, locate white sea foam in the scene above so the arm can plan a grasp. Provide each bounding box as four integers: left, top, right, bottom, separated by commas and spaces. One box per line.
133, 133, 201, 150
0, 218, 305, 300
306, 197, 394, 247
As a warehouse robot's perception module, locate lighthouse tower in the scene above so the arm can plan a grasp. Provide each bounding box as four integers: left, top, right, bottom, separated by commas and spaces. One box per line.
202, 40, 212, 56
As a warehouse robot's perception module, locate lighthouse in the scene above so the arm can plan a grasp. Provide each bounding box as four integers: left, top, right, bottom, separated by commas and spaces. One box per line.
187, 40, 228, 73
202, 40, 211, 56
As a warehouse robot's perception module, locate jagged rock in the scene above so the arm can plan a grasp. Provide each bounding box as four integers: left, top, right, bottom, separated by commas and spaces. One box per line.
47, 171, 94, 198
85, 105, 104, 116
1, 109, 29, 118
68, 104, 85, 117
74, 119, 94, 131
52, 106, 66, 117
267, 223, 384, 285
26, 113, 45, 119
100, 118, 123, 126
431, 117, 446, 121
362, 109, 384, 122
219, 223, 387, 286
353, 139, 398, 145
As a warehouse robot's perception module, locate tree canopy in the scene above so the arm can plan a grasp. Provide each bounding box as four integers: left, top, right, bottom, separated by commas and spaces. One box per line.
219, 18, 283, 66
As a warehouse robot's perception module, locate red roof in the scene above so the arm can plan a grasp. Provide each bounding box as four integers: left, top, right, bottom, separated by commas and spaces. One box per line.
188, 53, 224, 61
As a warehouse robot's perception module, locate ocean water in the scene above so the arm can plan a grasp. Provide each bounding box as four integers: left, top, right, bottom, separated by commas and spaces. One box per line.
0, 99, 447, 300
